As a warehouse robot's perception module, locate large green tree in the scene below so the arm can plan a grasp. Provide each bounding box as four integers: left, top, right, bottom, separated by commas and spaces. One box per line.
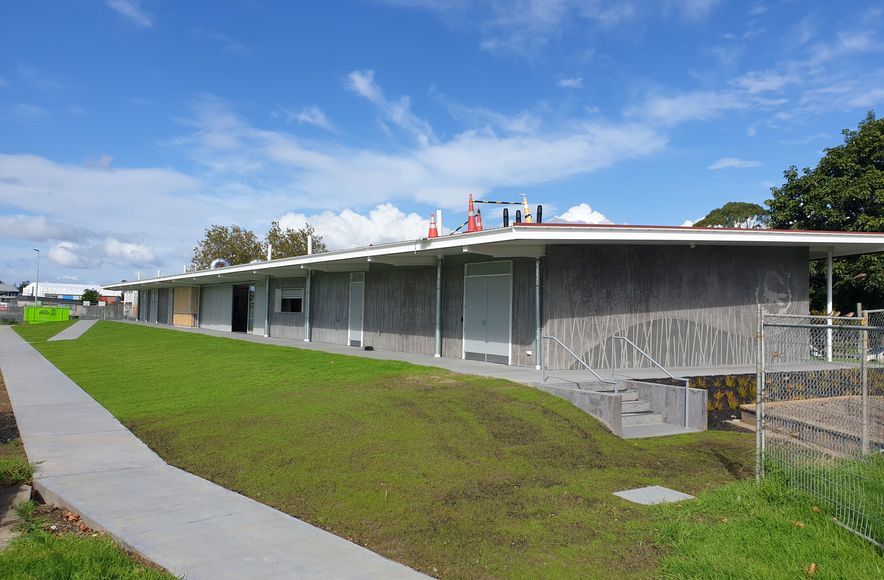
81, 288, 101, 304
191, 222, 326, 269
693, 201, 768, 228
766, 112, 884, 312
191, 225, 265, 270
266, 221, 326, 259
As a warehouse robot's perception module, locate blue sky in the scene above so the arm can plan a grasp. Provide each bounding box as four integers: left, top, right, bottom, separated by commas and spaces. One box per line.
1, 0, 883, 285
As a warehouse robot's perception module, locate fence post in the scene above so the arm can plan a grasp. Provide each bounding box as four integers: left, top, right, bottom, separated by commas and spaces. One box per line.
859, 304, 869, 456
755, 304, 765, 483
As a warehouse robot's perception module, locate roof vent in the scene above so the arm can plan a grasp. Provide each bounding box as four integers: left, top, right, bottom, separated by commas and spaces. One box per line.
210, 258, 231, 269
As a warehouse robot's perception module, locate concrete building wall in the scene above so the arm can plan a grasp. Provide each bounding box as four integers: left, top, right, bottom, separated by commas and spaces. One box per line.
441, 263, 465, 359
156, 288, 170, 325
311, 272, 350, 345
250, 280, 268, 336
363, 267, 435, 356
200, 285, 232, 332
541, 244, 809, 370
268, 277, 306, 340
511, 259, 537, 367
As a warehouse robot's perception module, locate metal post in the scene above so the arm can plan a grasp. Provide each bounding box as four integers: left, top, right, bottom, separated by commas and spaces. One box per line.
264, 276, 271, 337
434, 257, 443, 357
303, 271, 311, 342
33, 249, 40, 306
612, 338, 618, 394
755, 304, 765, 483
534, 257, 541, 370
859, 303, 869, 456
826, 249, 833, 362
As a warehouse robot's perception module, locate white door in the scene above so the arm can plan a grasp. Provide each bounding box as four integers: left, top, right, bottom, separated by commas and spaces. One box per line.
348, 273, 364, 347
463, 262, 512, 364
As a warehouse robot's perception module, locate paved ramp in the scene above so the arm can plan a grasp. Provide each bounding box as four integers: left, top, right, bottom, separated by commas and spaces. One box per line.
47, 319, 98, 341
0, 327, 424, 579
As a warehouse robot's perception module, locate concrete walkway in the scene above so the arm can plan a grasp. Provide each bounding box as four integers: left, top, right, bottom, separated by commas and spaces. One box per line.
47, 319, 97, 341
0, 327, 424, 579
116, 320, 755, 386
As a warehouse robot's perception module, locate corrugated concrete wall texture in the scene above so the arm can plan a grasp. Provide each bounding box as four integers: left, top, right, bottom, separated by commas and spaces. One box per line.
269, 278, 305, 340
250, 280, 267, 336
363, 268, 436, 356
310, 272, 350, 345
541, 244, 809, 370
200, 285, 233, 332
511, 259, 537, 367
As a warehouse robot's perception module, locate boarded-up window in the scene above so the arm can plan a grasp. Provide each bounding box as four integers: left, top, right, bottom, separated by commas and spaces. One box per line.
275, 288, 303, 313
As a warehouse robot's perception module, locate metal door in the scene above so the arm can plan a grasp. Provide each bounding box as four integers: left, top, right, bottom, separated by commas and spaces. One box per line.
348, 273, 364, 347
463, 262, 511, 364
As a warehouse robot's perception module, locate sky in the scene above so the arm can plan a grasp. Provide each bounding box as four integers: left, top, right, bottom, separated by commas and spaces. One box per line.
1, 0, 883, 286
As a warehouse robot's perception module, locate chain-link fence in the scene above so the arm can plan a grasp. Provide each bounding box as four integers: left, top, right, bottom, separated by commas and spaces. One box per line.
758, 312, 883, 547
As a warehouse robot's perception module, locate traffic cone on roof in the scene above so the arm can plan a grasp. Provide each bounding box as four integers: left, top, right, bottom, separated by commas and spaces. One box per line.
522, 195, 534, 223
467, 193, 478, 232
428, 213, 439, 238
476, 208, 484, 231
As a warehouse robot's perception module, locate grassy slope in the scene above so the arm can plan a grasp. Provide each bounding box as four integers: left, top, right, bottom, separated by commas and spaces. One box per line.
21, 322, 757, 578
657, 479, 883, 579
0, 502, 174, 579
13, 319, 76, 343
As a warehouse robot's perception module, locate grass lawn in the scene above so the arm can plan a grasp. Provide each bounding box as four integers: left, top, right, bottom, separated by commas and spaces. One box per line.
12, 322, 770, 576
657, 478, 883, 579
12, 320, 76, 343
0, 502, 174, 579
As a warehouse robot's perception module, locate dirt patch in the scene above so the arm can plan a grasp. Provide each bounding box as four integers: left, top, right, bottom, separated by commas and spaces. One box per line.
0, 373, 22, 445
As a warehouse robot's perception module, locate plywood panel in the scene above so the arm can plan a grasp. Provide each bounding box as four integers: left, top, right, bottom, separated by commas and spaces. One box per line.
363, 267, 435, 356
311, 272, 349, 345
269, 277, 305, 340
441, 264, 464, 359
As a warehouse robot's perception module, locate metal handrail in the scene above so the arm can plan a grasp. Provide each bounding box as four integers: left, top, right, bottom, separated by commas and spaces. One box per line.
612, 336, 691, 428
541, 336, 615, 388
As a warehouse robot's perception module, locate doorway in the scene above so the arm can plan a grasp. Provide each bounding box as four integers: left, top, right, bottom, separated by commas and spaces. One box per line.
232, 285, 250, 333
463, 261, 512, 364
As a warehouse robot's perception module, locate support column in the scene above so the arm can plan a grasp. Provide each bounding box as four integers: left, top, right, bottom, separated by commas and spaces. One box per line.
195, 287, 201, 328
826, 249, 833, 362
434, 256, 443, 357
859, 303, 869, 455
535, 257, 542, 370
264, 276, 271, 337
303, 269, 312, 342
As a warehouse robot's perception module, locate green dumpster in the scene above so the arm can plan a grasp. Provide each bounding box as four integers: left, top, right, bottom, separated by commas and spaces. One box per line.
23, 305, 70, 323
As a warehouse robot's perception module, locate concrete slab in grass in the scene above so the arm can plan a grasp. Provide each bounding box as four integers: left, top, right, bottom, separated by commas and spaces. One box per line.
613, 485, 695, 505
47, 319, 97, 341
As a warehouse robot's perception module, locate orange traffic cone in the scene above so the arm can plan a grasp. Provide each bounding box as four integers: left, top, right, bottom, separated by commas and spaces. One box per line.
467, 193, 478, 232
476, 208, 484, 231
522, 196, 533, 223
428, 213, 439, 238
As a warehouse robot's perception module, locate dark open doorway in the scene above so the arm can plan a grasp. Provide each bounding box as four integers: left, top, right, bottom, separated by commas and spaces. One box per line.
232, 285, 250, 333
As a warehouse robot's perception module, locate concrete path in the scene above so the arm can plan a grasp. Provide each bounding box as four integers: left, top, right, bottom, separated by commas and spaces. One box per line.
0, 484, 31, 550
0, 327, 425, 579
117, 320, 754, 386
47, 319, 97, 341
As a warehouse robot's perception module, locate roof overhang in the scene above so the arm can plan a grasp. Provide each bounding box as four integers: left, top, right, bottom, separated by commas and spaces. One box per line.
104, 224, 884, 291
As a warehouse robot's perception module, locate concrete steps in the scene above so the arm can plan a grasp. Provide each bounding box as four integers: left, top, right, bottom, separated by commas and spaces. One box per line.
622, 399, 651, 413
622, 411, 664, 427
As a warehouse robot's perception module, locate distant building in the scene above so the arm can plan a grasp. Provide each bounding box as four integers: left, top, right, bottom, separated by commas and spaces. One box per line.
0, 283, 20, 302
20, 283, 122, 304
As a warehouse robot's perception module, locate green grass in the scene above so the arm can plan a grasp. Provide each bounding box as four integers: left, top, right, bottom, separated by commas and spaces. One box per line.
12, 320, 76, 343
0, 441, 31, 487
17, 321, 756, 578
0, 502, 174, 579
657, 478, 883, 579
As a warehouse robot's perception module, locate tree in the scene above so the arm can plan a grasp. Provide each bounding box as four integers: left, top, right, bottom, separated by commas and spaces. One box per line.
693, 201, 768, 228
81, 288, 101, 304
16, 281, 30, 292
766, 111, 884, 312
266, 222, 327, 259
191, 225, 265, 270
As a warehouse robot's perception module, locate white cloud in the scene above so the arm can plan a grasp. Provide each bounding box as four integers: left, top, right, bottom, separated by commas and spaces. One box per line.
558, 77, 583, 89
708, 157, 762, 170
104, 239, 155, 263
733, 70, 796, 94
106, 0, 152, 27
346, 70, 435, 145
48, 242, 97, 269
680, 218, 701, 227
846, 87, 884, 108
746, 125, 757, 137
635, 91, 748, 125
666, 0, 719, 21
277, 204, 428, 249
0, 215, 92, 242
0, 103, 49, 123
292, 106, 334, 131
0, 77, 7, 88
554, 203, 612, 224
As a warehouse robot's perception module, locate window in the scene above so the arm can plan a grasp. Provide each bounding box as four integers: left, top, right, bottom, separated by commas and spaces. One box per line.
276, 288, 303, 313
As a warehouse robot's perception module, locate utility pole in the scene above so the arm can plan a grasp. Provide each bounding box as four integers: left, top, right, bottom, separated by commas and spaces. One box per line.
32, 248, 40, 306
